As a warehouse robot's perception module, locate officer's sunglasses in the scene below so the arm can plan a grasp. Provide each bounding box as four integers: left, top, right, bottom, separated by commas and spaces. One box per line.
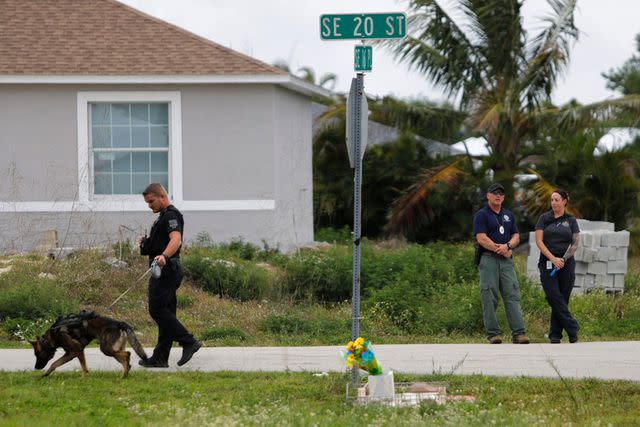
490, 190, 505, 196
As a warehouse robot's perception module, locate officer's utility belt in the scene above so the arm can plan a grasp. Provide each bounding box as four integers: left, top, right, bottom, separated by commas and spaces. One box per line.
482, 252, 511, 260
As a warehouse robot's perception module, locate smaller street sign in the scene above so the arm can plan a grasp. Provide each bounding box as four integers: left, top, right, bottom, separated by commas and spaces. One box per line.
354, 45, 372, 72
320, 13, 406, 40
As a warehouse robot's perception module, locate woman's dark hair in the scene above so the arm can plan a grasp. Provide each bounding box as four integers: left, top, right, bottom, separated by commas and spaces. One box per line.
553, 188, 569, 201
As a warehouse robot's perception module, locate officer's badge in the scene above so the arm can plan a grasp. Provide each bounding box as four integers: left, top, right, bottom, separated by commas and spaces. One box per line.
168, 219, 178, 230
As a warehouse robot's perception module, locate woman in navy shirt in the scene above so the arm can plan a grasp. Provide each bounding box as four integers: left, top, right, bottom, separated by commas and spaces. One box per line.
535, 189, 580, 343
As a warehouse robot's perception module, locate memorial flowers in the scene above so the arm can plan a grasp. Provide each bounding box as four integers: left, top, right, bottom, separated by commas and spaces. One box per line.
343, 337, 382, 375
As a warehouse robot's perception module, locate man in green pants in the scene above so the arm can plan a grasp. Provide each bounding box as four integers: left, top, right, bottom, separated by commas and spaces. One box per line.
473, 183, 529, 344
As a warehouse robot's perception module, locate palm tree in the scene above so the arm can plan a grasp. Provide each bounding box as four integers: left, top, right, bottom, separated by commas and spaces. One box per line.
380, 0, 640, 236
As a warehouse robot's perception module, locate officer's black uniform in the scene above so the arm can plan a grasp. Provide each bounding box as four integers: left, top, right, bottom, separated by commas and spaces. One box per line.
536, 211, 580, 342
140, 205, 197, 363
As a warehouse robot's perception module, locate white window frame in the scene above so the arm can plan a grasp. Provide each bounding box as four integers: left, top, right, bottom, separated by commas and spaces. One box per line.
77, 91, 183, 210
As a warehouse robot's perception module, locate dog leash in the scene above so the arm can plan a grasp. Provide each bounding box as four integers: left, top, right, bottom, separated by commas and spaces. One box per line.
107, 261, 160, 310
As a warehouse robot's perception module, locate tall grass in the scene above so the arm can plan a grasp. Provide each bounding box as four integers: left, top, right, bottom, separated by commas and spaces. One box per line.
2, 237, 640, 346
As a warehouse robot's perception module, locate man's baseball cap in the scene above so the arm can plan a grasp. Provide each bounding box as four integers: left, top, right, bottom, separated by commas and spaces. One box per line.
487, 183, 505, 193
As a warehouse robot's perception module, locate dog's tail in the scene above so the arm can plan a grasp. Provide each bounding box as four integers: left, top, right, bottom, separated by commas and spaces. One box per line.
121, 323, 148, 361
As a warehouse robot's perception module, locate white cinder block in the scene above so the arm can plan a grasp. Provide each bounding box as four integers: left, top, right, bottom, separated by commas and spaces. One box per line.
609, 247, 628, 261
595, 247, 612, 261
601, 231, 630, 247
583, 274, 595, 288
575, 262, 588, 274
614, 274, 626, 288
593, 274, 607, 286
581, 248, 598, 263
581, 232, 602, 248
587, 262, 607, 275
574, 247, 585, 261
607, 260, 628, 274
577, 219, 614, 231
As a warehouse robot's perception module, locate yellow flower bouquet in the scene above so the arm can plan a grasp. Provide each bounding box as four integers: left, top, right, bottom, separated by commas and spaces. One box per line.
342, 337, 382, 375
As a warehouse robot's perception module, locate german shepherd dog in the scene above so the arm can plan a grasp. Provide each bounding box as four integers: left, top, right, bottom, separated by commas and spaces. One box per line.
30, 311, 148, 378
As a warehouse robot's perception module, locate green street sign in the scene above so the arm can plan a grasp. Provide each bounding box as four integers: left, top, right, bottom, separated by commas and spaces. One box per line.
320, 13, 407, 40
354, 45, 372, 72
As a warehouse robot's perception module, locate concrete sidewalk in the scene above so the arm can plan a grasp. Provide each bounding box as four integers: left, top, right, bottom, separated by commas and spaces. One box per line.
3, 342, 639, 381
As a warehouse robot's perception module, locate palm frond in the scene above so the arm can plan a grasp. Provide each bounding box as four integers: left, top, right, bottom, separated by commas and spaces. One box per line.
470, 0, 525, 80
386, 158, 469, 236
297, 66, 316, 84
520, 0, 578, 107
381, 1, 487, 105
369, 96, 466, 140
521, 169, 581, 219
557, 95, 640, 130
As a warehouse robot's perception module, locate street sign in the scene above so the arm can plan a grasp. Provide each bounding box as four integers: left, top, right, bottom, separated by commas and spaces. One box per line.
320, 13, 406, 40
354, 45, 372, 72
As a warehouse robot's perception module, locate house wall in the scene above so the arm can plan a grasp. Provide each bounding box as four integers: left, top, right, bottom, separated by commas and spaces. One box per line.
271, 87, 314, 248
0, 84, 313, 252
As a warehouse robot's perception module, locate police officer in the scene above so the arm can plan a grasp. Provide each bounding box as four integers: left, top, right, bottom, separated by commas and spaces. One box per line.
137, 183, 201, 367
535, 189, 580, 343
473, 183, 530, 344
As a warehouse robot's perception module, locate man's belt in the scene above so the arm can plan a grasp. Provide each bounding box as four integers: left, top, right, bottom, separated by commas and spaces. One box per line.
481, 252, 510, 259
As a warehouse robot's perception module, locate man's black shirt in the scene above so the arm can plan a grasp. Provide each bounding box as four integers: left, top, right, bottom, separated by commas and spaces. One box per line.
142, 205, 184, 259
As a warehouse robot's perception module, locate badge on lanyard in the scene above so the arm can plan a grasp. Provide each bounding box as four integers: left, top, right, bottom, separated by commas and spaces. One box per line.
499, 226, 505, 235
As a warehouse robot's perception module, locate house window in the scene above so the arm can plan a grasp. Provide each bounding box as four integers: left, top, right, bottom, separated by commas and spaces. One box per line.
90, 103, 169, 195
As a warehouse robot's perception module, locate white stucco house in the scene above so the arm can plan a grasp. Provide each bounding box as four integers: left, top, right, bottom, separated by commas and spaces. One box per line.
0, 0, 328, 252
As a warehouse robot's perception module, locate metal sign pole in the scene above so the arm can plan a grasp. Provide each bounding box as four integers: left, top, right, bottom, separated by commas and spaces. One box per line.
351, 72, 364, 388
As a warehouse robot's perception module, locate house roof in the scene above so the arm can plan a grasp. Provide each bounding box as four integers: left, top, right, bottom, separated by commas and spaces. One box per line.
0, 0, 329, 97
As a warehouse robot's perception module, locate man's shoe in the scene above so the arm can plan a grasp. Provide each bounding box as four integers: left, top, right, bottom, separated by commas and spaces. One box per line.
512, 334, 530, 344
138, 358, 169, 368
569, 335, 579, 343
488, 335, 502, 344
549, 337, 561, 344
177, 341, 202, 366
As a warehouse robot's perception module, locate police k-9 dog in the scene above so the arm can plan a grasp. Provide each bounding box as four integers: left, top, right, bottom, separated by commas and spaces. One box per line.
30, 311, 148, 378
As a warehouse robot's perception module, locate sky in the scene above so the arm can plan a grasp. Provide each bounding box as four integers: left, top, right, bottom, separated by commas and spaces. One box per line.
118, 0, 639, 106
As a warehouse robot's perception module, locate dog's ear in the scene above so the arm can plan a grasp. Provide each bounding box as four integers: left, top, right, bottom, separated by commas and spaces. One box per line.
28, 340, 38, 348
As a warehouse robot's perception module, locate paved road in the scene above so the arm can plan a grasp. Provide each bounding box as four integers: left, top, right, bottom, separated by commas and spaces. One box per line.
3, 342, 639, 381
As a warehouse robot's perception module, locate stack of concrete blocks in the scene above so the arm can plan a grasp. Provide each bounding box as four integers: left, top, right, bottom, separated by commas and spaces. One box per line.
526, 219, 630, 295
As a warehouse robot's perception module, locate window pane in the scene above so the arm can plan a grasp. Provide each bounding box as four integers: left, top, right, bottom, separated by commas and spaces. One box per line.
112, 127, 130, 148
92, 126, 111, 148
150, 126, 168, 147
94, 173, 112, 194
150, 173, 168, 190
150, 152, 168, 173
132, 173, 149, 194
112, 103, 130, 126
131, 104, 149, 126
94, 152, 113, 173
132, 126, 149, 148
113, 152, 131, 173
113, 173, 131, 194
150, 104, 168, 125
132, 152, 149, 172
91, 103, 111, 125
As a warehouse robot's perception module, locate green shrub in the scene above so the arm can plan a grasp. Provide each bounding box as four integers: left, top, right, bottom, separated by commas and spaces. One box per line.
0, 281, 79, 321
315, 226, 352, 244
200, 326, 248, 341
182, 251, 270, 301
1, 317, 53, 341
259, 313, 310, 335
282, 247, 353, 302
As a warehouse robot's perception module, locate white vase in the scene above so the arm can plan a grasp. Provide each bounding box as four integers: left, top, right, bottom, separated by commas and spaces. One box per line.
367, 371, 395, 400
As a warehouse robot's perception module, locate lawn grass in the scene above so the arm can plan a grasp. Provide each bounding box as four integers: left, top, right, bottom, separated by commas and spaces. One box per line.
1, 371, 639, 426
